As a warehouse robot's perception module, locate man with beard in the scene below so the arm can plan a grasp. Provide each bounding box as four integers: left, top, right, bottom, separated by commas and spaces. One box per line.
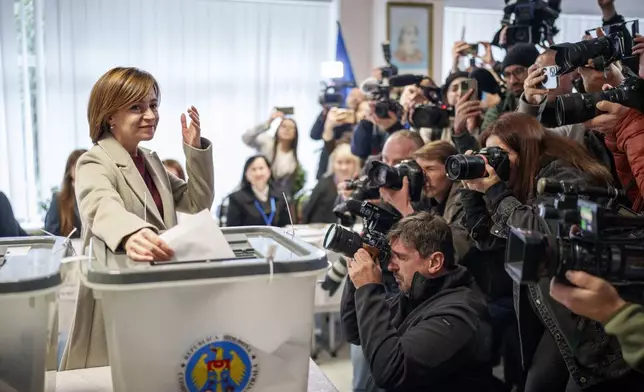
481, 43, 539, 130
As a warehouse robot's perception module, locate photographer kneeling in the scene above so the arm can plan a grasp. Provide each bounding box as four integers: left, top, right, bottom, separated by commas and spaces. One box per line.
341, 212, 498, 391
457, 112, 642, 391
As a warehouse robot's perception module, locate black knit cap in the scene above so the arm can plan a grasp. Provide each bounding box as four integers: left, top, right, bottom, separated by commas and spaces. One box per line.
501, 43, 540, 72
469, 68, 501, 95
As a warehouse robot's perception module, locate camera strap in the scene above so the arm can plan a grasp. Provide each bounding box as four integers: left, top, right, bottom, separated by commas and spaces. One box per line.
254, 197, 277, 226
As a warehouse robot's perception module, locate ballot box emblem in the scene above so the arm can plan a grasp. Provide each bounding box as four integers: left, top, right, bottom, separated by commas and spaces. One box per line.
179, 335, 259, 392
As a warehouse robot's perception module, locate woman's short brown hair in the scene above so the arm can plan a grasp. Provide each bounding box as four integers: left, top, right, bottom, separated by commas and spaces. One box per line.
87, 67, 160, 143
412, 140, 458, 164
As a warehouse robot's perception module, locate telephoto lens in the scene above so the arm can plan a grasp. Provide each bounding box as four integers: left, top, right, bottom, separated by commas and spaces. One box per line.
323, 224, 364, 259
552, 35, 622, 75
445, 155, 487, 181
555, 77, 644, 126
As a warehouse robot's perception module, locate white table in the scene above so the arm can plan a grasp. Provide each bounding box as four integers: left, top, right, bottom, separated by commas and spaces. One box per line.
56, 358, 337, 391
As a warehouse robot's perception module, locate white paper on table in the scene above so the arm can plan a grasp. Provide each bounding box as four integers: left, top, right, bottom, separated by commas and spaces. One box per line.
159, 209, 235, 262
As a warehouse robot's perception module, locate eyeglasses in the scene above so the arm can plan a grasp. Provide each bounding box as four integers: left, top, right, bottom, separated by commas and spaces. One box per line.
502, 67, 527, 80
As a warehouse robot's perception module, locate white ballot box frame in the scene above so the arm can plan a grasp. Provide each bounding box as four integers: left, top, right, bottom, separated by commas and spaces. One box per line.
0, 236, 70, 392
81, 226, 328, 392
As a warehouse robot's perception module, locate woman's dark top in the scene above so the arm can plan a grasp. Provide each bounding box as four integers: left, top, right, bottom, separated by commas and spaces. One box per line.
302, 175, 338, 224
0, 192, 27, 237
226, 186, 291, 227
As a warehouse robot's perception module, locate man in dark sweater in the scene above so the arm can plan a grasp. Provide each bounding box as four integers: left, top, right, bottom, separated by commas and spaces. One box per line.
0, 191, 28, 237
341, 211, 499, 392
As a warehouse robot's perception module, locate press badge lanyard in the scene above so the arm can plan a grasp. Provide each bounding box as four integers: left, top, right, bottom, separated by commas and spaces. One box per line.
254, 197, 276, 226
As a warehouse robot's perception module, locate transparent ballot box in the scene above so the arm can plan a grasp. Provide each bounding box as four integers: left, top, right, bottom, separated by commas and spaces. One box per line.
83, 226, 328, 392
0, 236, 70, 392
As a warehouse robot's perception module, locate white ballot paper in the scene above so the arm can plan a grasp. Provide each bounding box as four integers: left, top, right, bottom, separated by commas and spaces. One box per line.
159, 209, 236, 262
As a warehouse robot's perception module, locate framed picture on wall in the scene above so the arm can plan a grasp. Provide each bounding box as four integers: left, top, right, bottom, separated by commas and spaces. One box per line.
386, 2, 433, 77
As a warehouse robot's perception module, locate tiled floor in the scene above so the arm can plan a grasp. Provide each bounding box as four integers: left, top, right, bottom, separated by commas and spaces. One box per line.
315, 344, 353, 392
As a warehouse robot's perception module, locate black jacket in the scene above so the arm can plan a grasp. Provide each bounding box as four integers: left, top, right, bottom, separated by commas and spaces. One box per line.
461, 158, 633, 389
302, 175, 338, 224
341, 265, 498, 392
43, 192, 82, 238
310, 110, 354, 179
0, 192, 27, 237
225, 187, 291, 228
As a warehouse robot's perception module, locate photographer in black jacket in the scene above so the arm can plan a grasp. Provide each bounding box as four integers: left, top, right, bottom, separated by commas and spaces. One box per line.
461, 113, 642, 391
341, 211, 499, 392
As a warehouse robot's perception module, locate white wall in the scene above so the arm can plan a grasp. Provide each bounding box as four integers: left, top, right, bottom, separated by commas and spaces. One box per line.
339, 0, 445, 84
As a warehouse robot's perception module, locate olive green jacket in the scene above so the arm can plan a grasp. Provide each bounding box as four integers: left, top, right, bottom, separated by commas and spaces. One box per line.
604, 303, 644, 373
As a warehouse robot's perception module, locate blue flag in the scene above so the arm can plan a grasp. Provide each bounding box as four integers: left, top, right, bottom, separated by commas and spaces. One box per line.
335, 21, 356, 103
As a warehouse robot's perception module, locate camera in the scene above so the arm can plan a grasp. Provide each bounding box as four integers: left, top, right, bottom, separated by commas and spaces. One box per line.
409, 102, 454, 129
362, 42, 402, 120
505, 178, 644, 285
497, 0, 560, 47
319, 82, 356, 107
365, 160, 425, 202
552, 20, 639, 75
555, 76, 644, 126
445, 147, 511, 181
324, 200, 399, 268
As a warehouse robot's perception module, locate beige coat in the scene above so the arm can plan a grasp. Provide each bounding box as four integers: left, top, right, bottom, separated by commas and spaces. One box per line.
59, 134, 214, 370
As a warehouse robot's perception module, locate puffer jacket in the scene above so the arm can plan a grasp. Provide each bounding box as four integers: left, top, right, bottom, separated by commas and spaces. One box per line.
605, 108, 644, 212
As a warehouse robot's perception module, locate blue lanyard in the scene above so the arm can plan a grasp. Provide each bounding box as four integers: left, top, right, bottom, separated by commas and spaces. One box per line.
254, 197, 276, 226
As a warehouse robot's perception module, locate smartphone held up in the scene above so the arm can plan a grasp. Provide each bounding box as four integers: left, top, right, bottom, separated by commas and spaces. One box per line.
540, 65, 559, 89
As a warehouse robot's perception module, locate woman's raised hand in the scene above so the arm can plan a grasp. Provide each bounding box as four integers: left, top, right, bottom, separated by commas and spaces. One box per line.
181, 106, 201, 148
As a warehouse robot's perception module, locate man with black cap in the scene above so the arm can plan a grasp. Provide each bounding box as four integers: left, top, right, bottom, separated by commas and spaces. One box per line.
481, 43, 539, 130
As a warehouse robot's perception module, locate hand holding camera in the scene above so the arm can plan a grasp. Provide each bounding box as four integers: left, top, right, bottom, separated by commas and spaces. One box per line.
454, 89, 483, 136
379, 176, 415, 217
550, 270, 626, 324
348, 248, 383, 289
268, 110, 285, 123
460, 151, 502, 194
524, 64, 551, 105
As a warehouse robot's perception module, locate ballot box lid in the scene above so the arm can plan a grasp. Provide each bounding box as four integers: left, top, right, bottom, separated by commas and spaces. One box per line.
0, 236, 67, 294
85, 226, 328, 285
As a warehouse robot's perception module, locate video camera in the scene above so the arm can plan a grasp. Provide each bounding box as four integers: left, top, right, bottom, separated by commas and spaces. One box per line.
445, 147, 511, 181
362, 42, 402, 119
497, 0, 560, 47
384, 73, 454, 129
555, 76, 644, 126
324, 200, 399, 269
319, 81, 356, 107
552, 20, 640, 75
505, 178, 644, 286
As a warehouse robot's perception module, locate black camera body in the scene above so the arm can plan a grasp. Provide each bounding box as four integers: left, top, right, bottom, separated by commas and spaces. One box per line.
498, 0, 560, 47
552, 20, 639, 76
324, 200, 399, 269
319, 82, 356, 107
445, 147, 511, 181
364, 42, 403, 120
555, 76, 644, 126
410, 102, 454, 129
505, 179, 644, 286
365, 160, 425, 202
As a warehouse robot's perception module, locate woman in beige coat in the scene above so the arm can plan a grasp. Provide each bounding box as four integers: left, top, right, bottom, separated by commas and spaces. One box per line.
60, 67, 214, 369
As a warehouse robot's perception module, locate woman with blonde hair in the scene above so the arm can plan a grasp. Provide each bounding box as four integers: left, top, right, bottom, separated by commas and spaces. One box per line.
302, 143, 360, 224
44, 148, 87, 237
61, 67, 214, 370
